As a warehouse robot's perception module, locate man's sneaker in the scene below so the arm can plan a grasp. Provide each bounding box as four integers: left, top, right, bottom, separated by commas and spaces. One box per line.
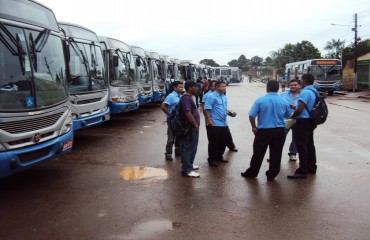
165, 154, 173, 161
193, 165, 199, 170
184, 171, 200, 178
289, 155, 297, 161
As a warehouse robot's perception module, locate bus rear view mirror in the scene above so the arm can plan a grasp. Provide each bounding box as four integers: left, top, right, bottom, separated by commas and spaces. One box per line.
136, 58, 141, 67
112, 55, 119, 68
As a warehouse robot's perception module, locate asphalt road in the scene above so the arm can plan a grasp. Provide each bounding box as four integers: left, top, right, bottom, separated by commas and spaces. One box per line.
1, 81, 370, 240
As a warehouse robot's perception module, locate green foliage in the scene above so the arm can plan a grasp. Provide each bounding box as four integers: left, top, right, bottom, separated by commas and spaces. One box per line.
270, 41, 321, 74
324, 38, 345, 59
251, 56, 263, 68
227, 54, 251, 72
199, 59, 220, 67
342, 38, 370, 64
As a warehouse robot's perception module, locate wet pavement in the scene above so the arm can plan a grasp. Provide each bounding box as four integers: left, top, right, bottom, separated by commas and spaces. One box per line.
1, 81, 370, 240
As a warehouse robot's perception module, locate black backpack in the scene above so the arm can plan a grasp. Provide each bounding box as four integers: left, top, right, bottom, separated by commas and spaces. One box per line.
305, 89, 328, 126
169, 95, 191, 137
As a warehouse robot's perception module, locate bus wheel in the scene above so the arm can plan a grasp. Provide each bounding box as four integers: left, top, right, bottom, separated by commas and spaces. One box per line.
328, 91, 334, 96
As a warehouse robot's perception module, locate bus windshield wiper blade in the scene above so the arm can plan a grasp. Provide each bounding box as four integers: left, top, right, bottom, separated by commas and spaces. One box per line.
34, 28, 51, 52
69, 37, 89, 73
0, 22, 26, 55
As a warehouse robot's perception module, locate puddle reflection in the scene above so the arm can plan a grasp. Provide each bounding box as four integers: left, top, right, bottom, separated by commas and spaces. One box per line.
120, 166, 169, 180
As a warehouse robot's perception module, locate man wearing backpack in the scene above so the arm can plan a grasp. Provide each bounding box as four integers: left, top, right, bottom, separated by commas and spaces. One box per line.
288, 74, 318, 179
161, 81, 184, 160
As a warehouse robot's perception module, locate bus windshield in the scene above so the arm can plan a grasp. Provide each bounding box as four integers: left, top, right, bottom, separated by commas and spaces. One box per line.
111, 50, 135, 87
0, 25, 68, 110
167, 64, 174, 78
68, 41, 106, 94
135, 57, 150, 85
310, 65, 342, 81
153, 60, 164, 83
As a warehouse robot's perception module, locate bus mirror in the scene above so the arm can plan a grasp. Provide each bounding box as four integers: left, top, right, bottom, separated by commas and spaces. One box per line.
112, 55, 119, 67
136, 58, 141, 67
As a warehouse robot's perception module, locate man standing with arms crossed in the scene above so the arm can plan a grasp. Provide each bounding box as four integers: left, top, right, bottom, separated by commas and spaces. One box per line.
287, 74, 318, 179
241, 80, 290, 181
160, 81, 183, 160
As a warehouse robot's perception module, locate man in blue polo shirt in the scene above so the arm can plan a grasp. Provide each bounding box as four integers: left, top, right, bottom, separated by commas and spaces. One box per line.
204, 81, 232, 167
287, 74, 318, 179
280, 79, 300, 161
160, 81, 183, 160
241, 80, 290, 181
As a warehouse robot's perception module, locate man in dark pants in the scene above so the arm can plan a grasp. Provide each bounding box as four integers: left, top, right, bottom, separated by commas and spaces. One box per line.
204, 81, 233, 167
287, 74, 318, 179
241, 80, 290, 181
179, 81, 201, 177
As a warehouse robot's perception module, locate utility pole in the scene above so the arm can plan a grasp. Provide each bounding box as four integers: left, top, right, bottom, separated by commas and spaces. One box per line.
352, 13, 358, 92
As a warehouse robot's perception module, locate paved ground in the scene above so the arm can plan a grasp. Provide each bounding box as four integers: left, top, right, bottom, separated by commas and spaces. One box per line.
1, 81, 370, 240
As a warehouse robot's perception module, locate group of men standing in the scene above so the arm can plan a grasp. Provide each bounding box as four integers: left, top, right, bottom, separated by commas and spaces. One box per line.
241, 74, 318, 181
161, 79, 237, 177
161, 73, 318, 180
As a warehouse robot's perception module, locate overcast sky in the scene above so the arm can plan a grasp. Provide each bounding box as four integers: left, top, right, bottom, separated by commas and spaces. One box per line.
40, 0, 370, 65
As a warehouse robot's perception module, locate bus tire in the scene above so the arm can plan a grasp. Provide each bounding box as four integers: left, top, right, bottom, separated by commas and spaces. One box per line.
328, 91, 334, 96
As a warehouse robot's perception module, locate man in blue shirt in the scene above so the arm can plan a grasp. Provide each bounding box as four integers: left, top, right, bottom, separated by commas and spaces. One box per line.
204, 81, 233, 167
280, 79, 300, 161
241, 80, 290, 181
160, 81, 183, 160
288, 74, 318, 179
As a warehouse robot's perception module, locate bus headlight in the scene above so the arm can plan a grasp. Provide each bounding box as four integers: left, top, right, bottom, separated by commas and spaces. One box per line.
59, 111, 73, 135
154, 85, 159, 91
138, 88, 145, 95
0, 143, 6, 152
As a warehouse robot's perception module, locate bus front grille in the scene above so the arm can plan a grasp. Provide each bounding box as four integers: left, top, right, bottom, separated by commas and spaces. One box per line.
0, 112, 64, 134
75, 98, 102, 105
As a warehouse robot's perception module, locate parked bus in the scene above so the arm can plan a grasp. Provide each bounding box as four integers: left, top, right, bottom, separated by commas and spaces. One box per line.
172, 58, 184, 82
146, 51, 166, 102
130, 46, 152, 105
285, 59, 342, 95
227, 67, 243, 83
58, 22, 110, 130
161, 55, 173, 95
0, 0, 73, 178
98, 36, 139, 113
179, 60, 198, 81
214, 67, 229, 83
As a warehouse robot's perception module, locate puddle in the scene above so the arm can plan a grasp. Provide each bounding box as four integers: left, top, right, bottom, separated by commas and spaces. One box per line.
116, 219, 180, 239
120, 166, 169, 181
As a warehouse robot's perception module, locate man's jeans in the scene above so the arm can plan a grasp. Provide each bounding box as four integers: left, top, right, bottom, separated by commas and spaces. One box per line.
286, 126, 298, 156
166, 119, 181, 155
181, 129, 199, 174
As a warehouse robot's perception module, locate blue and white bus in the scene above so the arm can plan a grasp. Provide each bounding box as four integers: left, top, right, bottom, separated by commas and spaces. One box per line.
59, 22, 110, 130
146, 51, 166, 102
0, 0, 73, 178
99, 36, 139, 114
227, 67, 243, 83
285, 59, 343, 95
130, 46, 152, 105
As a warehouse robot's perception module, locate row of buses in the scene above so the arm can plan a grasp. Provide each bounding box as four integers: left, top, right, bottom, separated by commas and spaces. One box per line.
0, 0, 243, 178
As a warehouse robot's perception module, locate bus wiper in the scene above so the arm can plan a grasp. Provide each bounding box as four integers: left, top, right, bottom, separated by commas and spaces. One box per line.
115, 49, 125, 64
34, 29, 50, 52
68, 37, 89, 74
0, 23, 27, 75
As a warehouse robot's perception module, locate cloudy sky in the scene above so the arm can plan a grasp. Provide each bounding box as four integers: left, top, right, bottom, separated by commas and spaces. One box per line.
40, 0, 370, 65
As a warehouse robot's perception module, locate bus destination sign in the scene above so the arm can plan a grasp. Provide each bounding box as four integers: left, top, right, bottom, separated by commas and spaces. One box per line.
313, 60, 341, 65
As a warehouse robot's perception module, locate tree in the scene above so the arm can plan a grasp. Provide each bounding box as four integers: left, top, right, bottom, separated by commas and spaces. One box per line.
342, 38, 370, 64
227, 59, 238, 67
199, 59, 220, 67
269, 41, 321, 74
264, 56, 273, 66
250, 56, 263, 68
324, 38, 345, 59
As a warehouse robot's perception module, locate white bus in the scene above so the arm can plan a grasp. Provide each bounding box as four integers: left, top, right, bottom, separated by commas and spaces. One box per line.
147, 51, 166, 102
130, 46, 152, 105
58, 22, 110, 130
99, 36, 139, 114
0, 0, 73, 178
285, 59, 342, 95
